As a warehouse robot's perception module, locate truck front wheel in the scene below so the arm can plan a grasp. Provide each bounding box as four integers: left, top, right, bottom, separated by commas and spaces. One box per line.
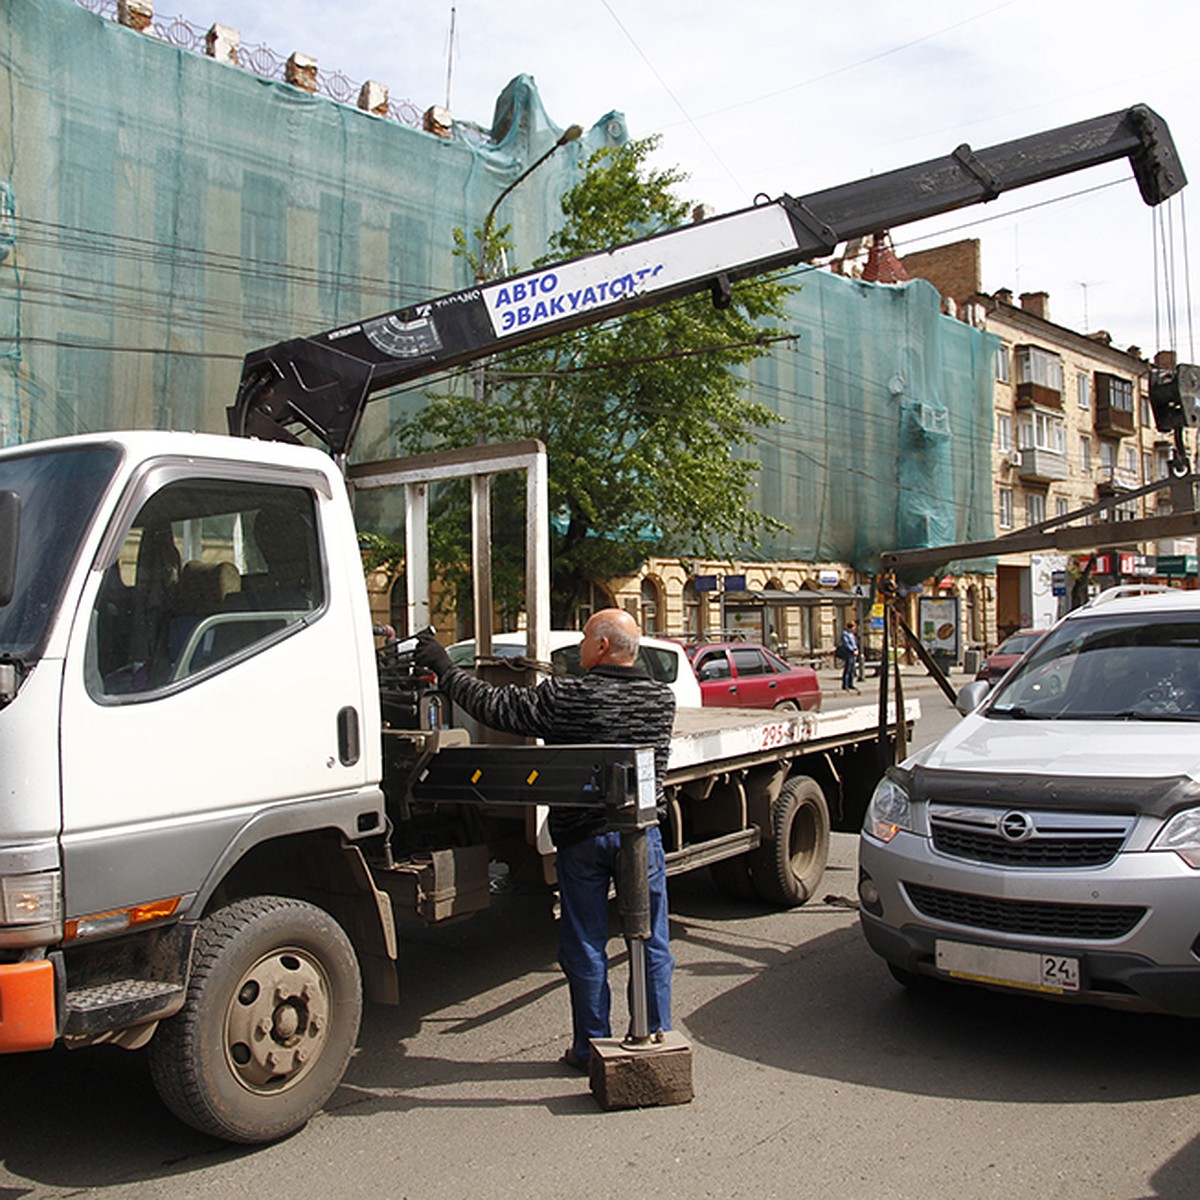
149, 895, 362, 1144
750, 775, 830, 906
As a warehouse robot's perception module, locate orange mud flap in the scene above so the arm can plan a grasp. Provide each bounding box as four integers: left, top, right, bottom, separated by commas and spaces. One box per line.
0, 959, 58, 1052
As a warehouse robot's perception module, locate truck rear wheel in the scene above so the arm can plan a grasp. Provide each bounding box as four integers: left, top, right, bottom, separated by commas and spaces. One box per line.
750, 775, 830, 906
149, 895, 362, 1144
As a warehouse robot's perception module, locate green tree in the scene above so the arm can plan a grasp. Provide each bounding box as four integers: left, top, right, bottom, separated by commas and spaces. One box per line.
398, 136, 792, 625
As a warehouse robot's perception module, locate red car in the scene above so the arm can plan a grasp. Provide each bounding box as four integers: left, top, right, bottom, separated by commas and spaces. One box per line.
976, 628, 1048, 684
687, 642, 821, 711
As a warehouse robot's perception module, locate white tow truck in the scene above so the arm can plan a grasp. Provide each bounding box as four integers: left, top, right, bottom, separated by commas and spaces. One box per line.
0, 105, 1185, 1142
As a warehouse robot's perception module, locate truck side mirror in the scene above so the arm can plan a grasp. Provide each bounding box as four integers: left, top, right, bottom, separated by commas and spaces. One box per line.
0, 490, 18, 608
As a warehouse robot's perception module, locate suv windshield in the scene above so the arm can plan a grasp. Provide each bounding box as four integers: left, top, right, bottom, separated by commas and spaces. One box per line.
988, 612, 1200, 721
0, 444, 121, 662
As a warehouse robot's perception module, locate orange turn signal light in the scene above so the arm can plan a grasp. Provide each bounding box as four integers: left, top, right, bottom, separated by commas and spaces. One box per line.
64, 896, 182, 942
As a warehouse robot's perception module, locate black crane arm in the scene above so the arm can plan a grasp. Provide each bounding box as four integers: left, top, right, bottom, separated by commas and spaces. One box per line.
228, 104, 1185, 458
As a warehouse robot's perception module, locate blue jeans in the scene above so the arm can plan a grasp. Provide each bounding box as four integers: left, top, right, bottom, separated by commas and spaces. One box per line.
842, 654, 857, 689
555, 826, 673, 1061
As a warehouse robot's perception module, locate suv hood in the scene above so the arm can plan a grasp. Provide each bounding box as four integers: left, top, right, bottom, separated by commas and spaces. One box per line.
918, 712, 1200, 782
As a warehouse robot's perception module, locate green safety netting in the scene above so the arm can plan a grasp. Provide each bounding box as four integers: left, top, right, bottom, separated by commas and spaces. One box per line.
1, 0, 996, 572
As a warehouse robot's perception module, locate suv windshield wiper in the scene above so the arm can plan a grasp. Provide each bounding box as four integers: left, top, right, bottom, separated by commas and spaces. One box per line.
1108, 709, 1200, 722
988, 705, 1051, 719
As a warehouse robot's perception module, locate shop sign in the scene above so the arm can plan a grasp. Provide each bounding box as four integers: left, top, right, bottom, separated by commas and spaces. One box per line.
1156, 555, 1198, 576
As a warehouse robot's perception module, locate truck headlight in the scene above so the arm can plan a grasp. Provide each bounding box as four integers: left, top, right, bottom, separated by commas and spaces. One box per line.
1152, 808, 1200, 869
864, 770, 915, 843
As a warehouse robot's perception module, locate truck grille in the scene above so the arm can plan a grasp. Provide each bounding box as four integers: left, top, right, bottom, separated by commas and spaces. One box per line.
931, 825, 1125, 867
904, 882, 1145, 940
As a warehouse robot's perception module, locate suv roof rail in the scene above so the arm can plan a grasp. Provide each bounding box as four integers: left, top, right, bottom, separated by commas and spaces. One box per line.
1084, 583, 1175, 608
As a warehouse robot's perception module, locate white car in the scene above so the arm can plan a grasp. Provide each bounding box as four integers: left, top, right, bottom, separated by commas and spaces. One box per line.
859, 586, 1200, 1017
447, 630, 701, 708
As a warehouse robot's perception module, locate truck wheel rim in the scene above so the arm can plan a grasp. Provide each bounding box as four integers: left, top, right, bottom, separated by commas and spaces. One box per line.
223, 946, 332, 1094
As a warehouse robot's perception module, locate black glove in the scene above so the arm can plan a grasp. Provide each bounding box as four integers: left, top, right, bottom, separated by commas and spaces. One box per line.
414, 628, 452, 678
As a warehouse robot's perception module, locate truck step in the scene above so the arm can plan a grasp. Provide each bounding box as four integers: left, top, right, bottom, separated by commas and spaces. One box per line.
64, 978, 186, 1036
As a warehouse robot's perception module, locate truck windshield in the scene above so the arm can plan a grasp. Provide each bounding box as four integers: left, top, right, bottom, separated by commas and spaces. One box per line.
988, 614, 1200, 721
0, 444, 121, 663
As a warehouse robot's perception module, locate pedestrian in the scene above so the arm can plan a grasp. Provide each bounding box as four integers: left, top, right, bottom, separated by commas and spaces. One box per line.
413, 609, 677, 1072
838, 619, 859, 692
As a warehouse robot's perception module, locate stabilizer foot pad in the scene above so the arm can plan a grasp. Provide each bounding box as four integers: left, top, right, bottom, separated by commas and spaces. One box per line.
588, 1031, 694, 1109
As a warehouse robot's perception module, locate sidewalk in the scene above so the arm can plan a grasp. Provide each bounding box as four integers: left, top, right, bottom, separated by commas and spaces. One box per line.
816, 660, 972, 711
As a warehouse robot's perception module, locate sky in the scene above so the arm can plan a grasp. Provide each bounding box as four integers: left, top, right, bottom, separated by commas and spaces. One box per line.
182, 0, 1200, 361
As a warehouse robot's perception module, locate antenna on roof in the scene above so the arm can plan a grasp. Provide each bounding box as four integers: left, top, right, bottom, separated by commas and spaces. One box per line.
445, 6, 457, 112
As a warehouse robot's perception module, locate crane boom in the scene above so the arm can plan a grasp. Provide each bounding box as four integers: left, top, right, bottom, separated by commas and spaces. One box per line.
229, 104, 1185, 458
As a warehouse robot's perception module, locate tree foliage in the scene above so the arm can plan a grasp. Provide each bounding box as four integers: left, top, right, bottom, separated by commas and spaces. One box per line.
396, 136, 792, 624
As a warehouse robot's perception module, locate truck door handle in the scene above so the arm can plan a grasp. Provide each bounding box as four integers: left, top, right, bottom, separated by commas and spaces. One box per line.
337, 706, 360, 766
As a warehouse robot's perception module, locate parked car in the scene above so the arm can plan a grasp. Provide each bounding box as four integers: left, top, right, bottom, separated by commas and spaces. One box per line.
446, 630, 702, 708
975, 627, 1047, 684
686, 642, 821, 711
859, 585, 1200, 1017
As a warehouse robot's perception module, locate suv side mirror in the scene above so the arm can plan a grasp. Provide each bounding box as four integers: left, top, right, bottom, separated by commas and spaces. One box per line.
0, 490, 18, 608
955, 678, 991, 715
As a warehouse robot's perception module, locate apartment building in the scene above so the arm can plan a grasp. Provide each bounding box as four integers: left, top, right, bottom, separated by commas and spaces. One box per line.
904, 238, 1195, 644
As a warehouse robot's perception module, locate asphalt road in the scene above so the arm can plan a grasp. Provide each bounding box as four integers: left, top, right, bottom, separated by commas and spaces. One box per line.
4, 693, 1199, 1199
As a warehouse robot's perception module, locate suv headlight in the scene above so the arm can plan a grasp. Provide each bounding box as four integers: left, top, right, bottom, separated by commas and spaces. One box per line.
1152, 808, 1200, 869
864, 769, 916, 843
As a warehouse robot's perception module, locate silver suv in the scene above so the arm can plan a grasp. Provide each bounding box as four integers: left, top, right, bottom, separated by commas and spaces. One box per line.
859, 586, 1200, 1016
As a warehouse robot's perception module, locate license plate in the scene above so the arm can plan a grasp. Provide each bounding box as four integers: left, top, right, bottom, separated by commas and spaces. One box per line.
936, 940, 1080, 994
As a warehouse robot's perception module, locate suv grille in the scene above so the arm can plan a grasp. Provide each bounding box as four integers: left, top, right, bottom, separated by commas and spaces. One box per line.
904, 882, 1145, 940
927, 804, 1133, 869
931, 825, 1125, 867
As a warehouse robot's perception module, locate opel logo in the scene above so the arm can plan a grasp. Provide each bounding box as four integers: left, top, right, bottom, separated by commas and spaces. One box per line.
999, 810, 1034, 842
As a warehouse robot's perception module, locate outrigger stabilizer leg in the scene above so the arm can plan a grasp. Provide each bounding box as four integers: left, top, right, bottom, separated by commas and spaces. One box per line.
588, 826, 694, 1110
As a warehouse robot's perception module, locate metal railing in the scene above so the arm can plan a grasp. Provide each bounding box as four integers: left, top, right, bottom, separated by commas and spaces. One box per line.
74, 0, 424, 128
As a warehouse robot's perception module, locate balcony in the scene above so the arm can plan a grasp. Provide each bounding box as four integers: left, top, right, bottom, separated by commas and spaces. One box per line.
1095, 465, 1139, 495
1094, 373, 1136, 437
1015, 381, 1063, 410
1017, 447, 1069, 482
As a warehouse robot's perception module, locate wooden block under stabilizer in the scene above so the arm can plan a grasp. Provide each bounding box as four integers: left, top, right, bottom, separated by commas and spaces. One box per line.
588, 1031, 694, 1109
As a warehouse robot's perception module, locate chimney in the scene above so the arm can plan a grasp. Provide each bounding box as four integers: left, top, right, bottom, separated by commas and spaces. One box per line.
358, 81, 389, 116
285, 53, 318, 94
117, 0, 153, 31
692, 204, 716, 224
1020, 291, 1050, 321
205, 23, 239, 65
994, 288, 1013, 306
860, 232, 910, 285
423, 106, 453, 139
1156, 349, 1178, 370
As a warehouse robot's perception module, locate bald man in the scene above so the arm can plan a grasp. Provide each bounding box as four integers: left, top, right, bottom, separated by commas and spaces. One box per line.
415, 609, 677, 1070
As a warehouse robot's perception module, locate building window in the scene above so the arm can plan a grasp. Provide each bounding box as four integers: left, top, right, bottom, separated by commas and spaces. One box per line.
1096, 373, 1134, 413
1026, 492, 1046, 526
640, 577, 662, 635
995, 345, 1011, 383
1080, 436, 1092, 471
1056, 497, 1069, 519
1100, 441, 1115, 471
999, 488, 1014, 530
683, 579, 705, 639
1015, 345, 1064, 391
1077, 372, 1091, 409
1018, 409, 1065, 453
1123, 446, 1138, 474
996, 412, 1013, 451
